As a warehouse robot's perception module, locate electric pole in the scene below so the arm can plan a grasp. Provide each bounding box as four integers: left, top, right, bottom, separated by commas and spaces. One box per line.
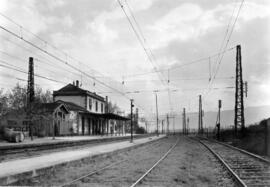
173, 115, 175, 135
183, 108, 186, 135
198, 95, 203, 135
161, 120, 164, 134
155, 93, 159, 137
27, 57, 34, 141
234, 45, 245, 137
167, 114, 169, 135
216, 100, 222, 140
187, 117, 189, 135
130, 99, 134, 143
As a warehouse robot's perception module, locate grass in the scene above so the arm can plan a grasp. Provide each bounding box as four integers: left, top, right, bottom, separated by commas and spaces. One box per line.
219, 118, 269, 156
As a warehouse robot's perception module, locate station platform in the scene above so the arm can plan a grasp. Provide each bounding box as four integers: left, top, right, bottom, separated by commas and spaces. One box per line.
0, 134, 149, 153
0, 134, 131, 148
0, 135, 165, 185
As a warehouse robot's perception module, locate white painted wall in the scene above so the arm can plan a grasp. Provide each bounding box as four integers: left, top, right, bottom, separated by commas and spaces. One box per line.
54, 95, 105, 114
86, 96, 105, 114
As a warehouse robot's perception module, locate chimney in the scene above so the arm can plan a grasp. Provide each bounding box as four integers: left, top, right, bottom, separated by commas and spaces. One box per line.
76, 80, 79, 87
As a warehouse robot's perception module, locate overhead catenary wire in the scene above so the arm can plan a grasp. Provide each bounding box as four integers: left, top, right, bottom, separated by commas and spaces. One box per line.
206, 0, 245, 96
0, 12, 153, 116
97, 86, 234, 94
0, 49, 69, 76
117, 0, 167, 86
117, 0, 174, 115
0, 24, 133, 98
214, 0, 238, 72
120, 76, 235, 83
0, 59, 68, 84
0, 13, 136, 94
122, 46, 235, 79
126, 0, 174, 115
0, 11, 108, 79
0, 35, 83, 77
213, 0, 245, 80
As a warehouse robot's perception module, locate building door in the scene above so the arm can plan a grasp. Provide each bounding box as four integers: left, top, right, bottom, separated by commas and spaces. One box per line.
82, 116, 85, 135
88, 118, 91, 135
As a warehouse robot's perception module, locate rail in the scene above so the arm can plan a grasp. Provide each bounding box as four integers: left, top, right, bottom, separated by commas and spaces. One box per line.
198, 139, 247, 187
60, 160, 126, 187
129, 138, 179, 187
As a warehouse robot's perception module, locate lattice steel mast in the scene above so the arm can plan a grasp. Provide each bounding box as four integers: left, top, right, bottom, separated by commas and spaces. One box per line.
234, 45, 245, 137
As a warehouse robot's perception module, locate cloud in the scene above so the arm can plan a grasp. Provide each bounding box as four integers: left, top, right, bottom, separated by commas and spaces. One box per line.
62, 15, 74, 28
0, 0, 269, 115
127, 0, 155, 11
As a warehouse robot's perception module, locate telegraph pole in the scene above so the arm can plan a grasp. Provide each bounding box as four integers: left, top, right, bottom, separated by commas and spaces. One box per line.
166, 114, 169, 135
216, 100, 222, 140
130, 99, 134, 143
155, 93, 159, 137
173, 115, 175, 135
198, 95, 203, 135
27, 57, 34, 141
183, 108, 186, 135
234, 45, 245, 137
187, 117, 189, 135
161, 120, 164, 134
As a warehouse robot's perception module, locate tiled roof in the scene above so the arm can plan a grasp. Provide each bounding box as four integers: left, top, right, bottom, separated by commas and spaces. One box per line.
34, 102, 69, 114
53, 84, 104, 101
56, 100, 87, 112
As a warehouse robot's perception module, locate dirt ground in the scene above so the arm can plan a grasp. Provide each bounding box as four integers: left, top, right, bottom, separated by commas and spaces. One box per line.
139, 137, 235, 187
13, 136, 235, 187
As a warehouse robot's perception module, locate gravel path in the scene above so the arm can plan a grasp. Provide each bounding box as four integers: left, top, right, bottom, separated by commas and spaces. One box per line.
13, 136, 235, 186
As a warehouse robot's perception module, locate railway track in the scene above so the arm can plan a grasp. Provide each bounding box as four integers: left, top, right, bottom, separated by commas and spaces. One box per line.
60, 136, 179, 187
198, 138, 270, 187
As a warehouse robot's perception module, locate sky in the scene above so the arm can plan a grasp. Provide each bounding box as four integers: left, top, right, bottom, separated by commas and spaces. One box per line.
0, 0, 269, 123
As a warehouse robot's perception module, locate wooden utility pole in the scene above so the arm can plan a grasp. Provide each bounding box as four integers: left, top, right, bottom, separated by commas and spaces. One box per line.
173, 115, 175, 135
106, 96, 109, 136
155, 93, 159, 137
198, 95, 203, 135
167, 114, 169, 135
187, 117, 189, 135
216, 100, 222, 140
130, 99, 134, 143
183, 108, 186, 135
161, 120, 164, 134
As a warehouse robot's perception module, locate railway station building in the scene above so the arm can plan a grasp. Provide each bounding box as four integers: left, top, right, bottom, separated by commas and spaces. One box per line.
53, 81, 129, 136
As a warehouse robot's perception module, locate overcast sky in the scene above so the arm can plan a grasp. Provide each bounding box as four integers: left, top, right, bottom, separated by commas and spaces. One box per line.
0, 0, 269, 119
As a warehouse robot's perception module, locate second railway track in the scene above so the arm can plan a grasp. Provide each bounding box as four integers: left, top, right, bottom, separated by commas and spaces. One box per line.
60, 136, 179, 187
198, 138, 270, 187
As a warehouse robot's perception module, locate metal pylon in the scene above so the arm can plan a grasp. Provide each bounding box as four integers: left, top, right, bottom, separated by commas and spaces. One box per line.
234, 45, 245, 137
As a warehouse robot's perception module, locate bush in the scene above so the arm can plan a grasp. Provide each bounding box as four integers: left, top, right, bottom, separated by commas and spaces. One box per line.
135, 126, 146, 134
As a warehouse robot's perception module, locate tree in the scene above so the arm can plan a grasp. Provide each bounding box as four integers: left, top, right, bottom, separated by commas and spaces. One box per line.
2, 83, 53, 111
107, 101, 121, 114
35, 86, 53, 103
136, 126, 146, 134
0, 89, 8, 116
8, 83, 27, 110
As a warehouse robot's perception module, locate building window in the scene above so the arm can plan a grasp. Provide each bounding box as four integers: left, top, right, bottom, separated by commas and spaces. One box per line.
96, 101, 98, 112
101, 103, 103, 113
89, 98, 92, 110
